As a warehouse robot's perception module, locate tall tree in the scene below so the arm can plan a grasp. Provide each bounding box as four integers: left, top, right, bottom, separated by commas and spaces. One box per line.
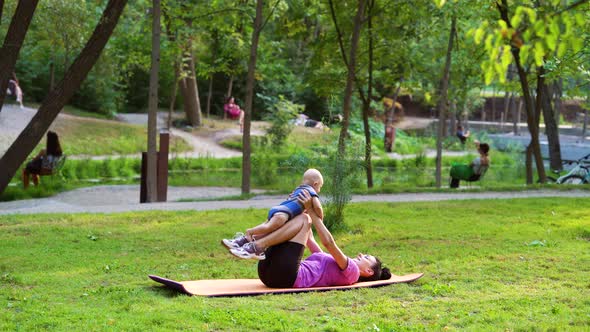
241, 0, 264, 194
161, 2, 203, 127
146, 0, 160, 203
539, 65, 563, 171
328, 0, 373, 186
337, 0, 366, 156
435, 16, 456, 188
179, 41, 202, 126
0, 0, 128, 194
470, 0, 588, 183
0, 0, 38, 110
361, 0, 375, 188
496, 0, 546, 183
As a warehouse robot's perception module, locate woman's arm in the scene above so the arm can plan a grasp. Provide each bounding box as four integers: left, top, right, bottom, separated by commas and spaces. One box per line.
306, 229, 322, 253
300, 192, 348, 270
312, 197, 324, 220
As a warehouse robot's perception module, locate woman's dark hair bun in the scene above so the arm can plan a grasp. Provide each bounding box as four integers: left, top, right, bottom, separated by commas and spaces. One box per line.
380, 267, 392, 280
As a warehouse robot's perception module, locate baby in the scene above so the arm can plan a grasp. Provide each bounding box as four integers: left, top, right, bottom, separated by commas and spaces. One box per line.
222, 168, 324, 259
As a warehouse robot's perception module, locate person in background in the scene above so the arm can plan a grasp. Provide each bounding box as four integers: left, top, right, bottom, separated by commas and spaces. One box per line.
224, 96, 244, 132
456, 124, 470, 145
22, 131, 63, 188
449, 140, 490, 188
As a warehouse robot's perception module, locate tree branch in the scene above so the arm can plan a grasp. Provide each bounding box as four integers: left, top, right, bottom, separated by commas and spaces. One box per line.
554, 0, 589, 15
328, 0, 349, 68
260, 0, 281, 32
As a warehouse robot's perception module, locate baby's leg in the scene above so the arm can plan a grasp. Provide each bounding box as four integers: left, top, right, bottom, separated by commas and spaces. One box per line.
247, 212, 289, 240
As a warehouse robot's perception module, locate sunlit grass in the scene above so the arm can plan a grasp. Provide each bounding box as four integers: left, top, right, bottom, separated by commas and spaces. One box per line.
1, 198, 589, 330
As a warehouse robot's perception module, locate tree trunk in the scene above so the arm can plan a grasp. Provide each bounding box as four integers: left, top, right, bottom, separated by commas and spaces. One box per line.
384, 83, 401, 152
582, 95, 588, 141
206, 75, 213, 118
510, 93, 518, 134
462, 104, 469, 131
491, 86, 496, 122
241, 0, 263, 194
167, 59, 180, 129
435, 17, 456, 188
226, 75, 234, 98
516, 97, 522, 135
224, 76, 234, 120
337, 0, 366, 156
362, 0, 375, 188
553, 79, 563, 124
525, 144, 533, 184
0, 0, 128, 194
539, 68, 562, 171
179, 50, 201, 127
449, 101, 456, 137
146, 0, 160, 203
498, 0, 546, 184
582, 108, 588, 140
205, 31, 220, 119
481, 96, 486, 121
0, 0, 39, 110
191, 54, 203, 124
49, 59, 56, 92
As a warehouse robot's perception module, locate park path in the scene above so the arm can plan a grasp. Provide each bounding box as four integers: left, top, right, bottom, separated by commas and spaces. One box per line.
0, 105, 472, 160
1, 185, 589, 215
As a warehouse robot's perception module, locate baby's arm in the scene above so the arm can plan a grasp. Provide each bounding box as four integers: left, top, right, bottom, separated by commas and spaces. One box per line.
312, 197, 324, 220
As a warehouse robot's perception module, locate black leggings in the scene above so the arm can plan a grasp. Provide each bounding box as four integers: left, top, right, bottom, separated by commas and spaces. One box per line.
258, 241, 304, 288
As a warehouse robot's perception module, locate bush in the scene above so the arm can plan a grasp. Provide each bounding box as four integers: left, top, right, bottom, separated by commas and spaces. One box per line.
321, 137, 365, 231
252, 148, 279, 187
264, 96, 303, 147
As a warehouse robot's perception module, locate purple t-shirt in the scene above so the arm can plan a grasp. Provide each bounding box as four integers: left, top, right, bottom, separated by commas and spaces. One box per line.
293, 252, 360, 288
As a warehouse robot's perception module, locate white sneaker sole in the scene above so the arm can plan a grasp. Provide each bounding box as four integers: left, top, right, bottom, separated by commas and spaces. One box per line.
229, 248, 265, 260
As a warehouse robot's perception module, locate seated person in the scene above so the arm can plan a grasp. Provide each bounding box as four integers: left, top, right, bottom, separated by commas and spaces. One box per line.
22, 131, 63, 188
456, 125, 470, 145
7, 76, 24, 109
449, 140, 490, 188
223, 96, 244, 132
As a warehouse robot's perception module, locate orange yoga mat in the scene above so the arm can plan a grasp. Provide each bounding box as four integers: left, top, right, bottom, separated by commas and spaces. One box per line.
149, 273, 424, 297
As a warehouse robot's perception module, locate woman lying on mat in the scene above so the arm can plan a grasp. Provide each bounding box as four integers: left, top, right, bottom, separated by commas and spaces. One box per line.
230, 191, 391, 288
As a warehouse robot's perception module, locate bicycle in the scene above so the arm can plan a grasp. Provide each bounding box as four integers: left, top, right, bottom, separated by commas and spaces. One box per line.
547, 153, 590, 184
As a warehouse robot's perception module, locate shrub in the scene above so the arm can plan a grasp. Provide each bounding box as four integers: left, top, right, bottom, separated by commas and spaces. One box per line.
264, 96, 303, 147
321, 137, 365, 231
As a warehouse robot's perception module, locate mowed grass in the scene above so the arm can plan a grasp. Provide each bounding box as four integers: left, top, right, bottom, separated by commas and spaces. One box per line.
1, 198, 589, 331
46, 115, 191, 156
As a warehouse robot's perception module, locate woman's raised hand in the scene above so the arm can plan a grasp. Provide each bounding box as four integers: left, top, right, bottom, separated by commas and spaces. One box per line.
297, 190, 313, 210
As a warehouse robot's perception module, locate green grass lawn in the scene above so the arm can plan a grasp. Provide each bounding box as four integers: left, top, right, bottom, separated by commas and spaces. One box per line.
49, 116, 191, 156
1, 198, 589, 330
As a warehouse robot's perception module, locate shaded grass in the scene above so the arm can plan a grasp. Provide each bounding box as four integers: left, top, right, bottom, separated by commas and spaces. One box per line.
1, 198, 589, 330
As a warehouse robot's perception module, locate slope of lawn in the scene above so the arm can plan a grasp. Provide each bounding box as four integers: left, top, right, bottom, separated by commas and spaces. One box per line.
1, 197, 589, 330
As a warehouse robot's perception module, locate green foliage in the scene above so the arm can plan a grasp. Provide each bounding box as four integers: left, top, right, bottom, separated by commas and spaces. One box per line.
251, 147, 279, 187
470, 1, 588, 85
263, 96, 303, 147
321, 136, 365, 231
348, 117, 384, 139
